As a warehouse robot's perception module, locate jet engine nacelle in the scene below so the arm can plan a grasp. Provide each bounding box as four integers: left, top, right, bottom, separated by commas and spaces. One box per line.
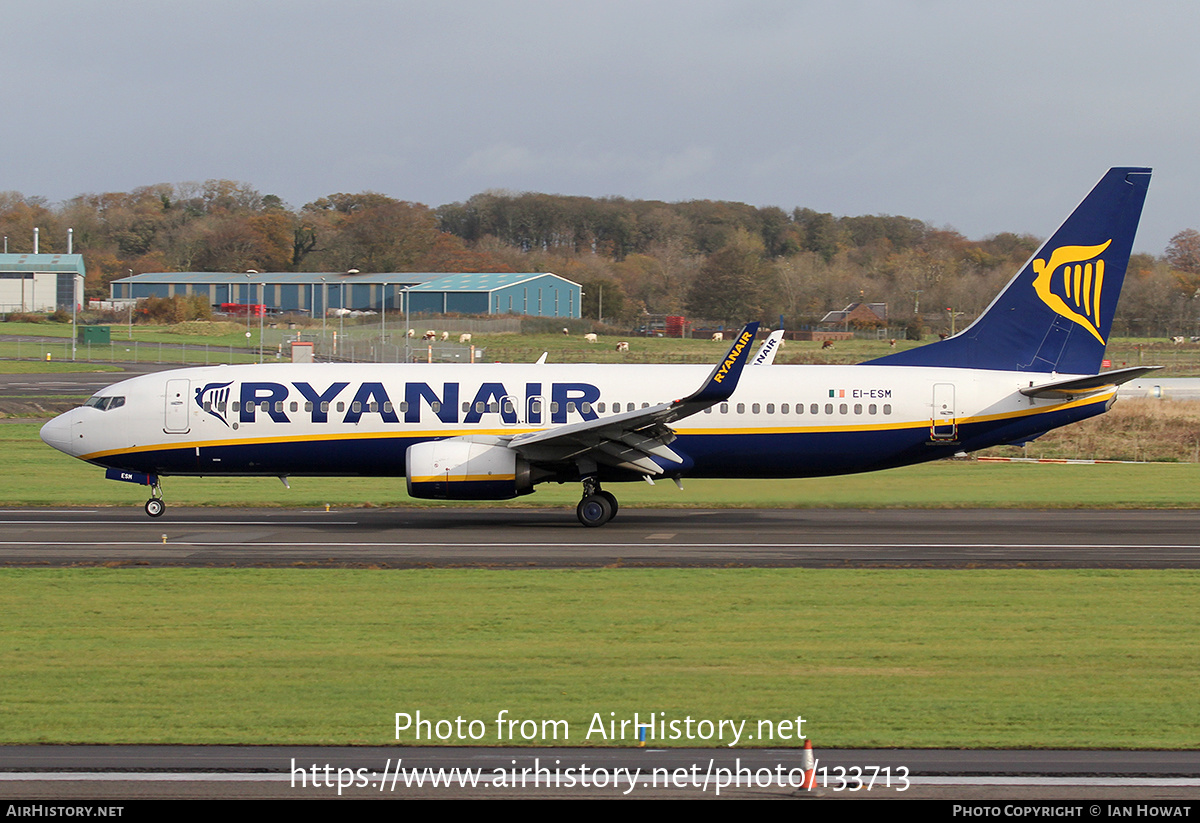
406, 436, 535, 500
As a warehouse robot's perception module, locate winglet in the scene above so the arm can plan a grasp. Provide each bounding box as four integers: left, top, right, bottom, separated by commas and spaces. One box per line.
681, 322, 760, 404
751, 329, 785, 365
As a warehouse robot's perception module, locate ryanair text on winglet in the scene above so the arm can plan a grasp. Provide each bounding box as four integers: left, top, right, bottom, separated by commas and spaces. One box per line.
712, 330, 754, 384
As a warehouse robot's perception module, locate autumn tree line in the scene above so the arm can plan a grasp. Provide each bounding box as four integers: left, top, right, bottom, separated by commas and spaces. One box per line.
2, 180, 1199, 337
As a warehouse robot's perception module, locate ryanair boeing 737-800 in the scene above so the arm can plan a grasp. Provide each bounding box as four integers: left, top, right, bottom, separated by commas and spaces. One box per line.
40, 168, 1155, 526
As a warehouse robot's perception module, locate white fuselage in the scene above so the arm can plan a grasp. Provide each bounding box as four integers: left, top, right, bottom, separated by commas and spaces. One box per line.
40, 361, 1112, 482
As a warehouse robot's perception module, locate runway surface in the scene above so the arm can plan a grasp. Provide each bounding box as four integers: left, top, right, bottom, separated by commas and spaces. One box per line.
0, 364, 170, 399
3, 506, 1200, 568
2, 745, 1198, 800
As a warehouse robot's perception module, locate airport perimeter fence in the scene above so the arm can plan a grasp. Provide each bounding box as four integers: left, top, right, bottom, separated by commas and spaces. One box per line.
0, 331, 487, 366
0, 338, 261, 365
8, 320, 1200, 373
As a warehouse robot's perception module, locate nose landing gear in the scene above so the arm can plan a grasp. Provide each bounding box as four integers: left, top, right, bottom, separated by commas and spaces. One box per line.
144, 482, 165, 518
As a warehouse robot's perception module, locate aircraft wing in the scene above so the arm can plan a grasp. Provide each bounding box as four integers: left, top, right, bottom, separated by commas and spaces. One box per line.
507, 322, 760, 475
1019, 366, 1162, 399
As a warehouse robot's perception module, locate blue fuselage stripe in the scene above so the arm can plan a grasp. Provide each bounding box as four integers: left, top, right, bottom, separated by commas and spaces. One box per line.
88, 399, 1106, 481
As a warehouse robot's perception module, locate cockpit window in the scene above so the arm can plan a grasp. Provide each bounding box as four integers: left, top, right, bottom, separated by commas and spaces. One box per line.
84, 396, 125, 411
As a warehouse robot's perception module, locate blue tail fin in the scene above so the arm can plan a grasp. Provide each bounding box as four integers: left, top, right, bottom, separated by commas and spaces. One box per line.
866, 167, 1151, 373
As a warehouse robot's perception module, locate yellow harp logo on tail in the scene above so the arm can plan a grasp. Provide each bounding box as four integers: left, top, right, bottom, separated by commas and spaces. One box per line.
1031, 240, 1112, 344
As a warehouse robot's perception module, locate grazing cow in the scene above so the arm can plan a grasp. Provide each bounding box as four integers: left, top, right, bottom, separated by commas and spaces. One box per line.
422, 330, 436, 342
616, 341, 629, 352
1172, 336, 1186, 344
711, 332, 723, 342
821, 340, 834, 350
562, 328, 570, 335
583, 333, 597, 343
441, 331, 449, 341
459, 333, 472, 344
406, 329, 415, 338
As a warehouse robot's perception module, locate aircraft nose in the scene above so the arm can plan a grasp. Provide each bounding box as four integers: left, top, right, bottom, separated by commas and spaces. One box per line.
40, 411, 77, 455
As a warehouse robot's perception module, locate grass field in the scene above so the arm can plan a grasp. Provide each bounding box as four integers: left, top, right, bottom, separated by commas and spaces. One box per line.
1, 568, 1196, 748
4, 352, 1199, 751
10, 317, 1200, 375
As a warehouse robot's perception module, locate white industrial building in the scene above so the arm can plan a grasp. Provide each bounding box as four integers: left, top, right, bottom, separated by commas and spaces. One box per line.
0, 254, 86, 313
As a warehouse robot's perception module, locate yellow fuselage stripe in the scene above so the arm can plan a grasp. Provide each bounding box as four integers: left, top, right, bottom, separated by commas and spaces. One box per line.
80, 390, 1114, 463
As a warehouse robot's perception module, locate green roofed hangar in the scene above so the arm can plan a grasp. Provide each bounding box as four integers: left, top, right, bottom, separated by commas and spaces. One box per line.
110, 271, 582, 318
0, 253, 86, 313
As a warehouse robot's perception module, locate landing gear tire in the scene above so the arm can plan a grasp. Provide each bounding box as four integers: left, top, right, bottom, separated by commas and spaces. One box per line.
577, 494, 614, 527
145, 498, 165, 518
598, 490, 619, 520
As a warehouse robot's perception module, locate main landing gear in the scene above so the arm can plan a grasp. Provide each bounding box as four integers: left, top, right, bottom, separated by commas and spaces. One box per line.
144, 482, 165, 518
577, 477, 618, 527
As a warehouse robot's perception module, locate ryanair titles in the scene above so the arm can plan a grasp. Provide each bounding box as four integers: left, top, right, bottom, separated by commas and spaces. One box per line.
195, 380, 603, 427
712, 329, 754, 384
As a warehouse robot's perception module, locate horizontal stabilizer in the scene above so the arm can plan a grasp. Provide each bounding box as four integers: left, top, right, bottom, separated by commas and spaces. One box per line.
1019, 366, 1161, 399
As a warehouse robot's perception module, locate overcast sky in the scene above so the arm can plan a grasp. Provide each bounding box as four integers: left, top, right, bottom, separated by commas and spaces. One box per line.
3, 0, 1195, 254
